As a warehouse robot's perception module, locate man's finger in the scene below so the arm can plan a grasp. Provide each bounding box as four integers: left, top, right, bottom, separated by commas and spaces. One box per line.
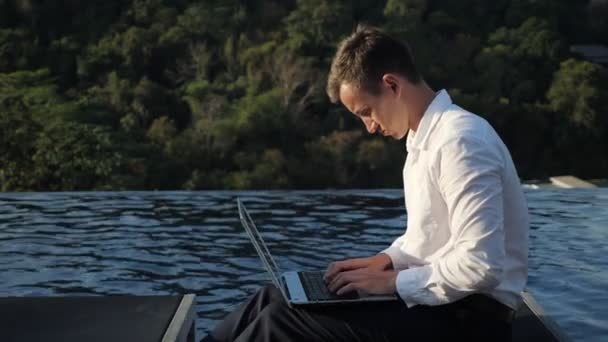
328, 269, 367, 292
324, 266, 336, 283
328, 270, 354, 292
336, 282, 359, 296
327, 271, 343, 292
324, 259, 365, 283
324, 261, 343, 280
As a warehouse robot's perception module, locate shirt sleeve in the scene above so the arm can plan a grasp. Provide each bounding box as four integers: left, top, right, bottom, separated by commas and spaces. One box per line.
379, 234, 411, 270
395, 137, 506, 307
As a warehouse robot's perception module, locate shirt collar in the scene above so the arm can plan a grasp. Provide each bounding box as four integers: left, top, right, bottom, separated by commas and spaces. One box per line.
406, 89, 452, 152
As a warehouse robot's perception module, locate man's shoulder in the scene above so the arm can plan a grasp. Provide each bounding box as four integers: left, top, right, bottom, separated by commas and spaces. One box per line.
431, 105, 494, 149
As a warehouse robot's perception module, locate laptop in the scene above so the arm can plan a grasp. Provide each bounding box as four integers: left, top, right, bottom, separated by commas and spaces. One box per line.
237, 198, 397, 308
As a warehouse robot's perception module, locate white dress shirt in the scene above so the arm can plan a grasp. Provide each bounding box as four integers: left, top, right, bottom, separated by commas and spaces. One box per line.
381, 90, 529, 310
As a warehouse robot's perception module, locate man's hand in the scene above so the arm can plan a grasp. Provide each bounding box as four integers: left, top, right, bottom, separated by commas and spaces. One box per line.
323, 253, 393, 284
327, 269, 398, 296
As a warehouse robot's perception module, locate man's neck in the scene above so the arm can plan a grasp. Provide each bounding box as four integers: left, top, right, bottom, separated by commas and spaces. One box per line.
408, 83, 436, 133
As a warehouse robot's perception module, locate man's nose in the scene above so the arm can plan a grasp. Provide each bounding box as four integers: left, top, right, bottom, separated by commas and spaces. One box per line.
365, 120, 377, 134
363, 118, 378, 134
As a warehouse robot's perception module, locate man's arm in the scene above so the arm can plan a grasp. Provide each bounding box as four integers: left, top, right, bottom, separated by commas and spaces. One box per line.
393, 136, 506, 306
380, 234, 410, 270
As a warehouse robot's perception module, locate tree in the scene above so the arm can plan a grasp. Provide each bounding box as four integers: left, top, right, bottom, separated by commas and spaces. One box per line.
1, 0, 606, 190
475, 17, 565, 104
547, 59, 608, 136
32, 122, 127, 190
0, 28, 38, 72
284, 0, 354, 56
546, 59, 608, 177
0, 110, 40, 191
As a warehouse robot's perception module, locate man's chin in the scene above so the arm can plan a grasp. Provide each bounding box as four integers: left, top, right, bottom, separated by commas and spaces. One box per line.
393, 130, 408, 140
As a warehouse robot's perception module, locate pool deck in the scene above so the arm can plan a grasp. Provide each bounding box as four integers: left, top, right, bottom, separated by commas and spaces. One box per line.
549, 175, 597, 189
0, 294, 197, 342
524, 175, 605, 189
0, 291, 568, 342
513, 291, 570, 341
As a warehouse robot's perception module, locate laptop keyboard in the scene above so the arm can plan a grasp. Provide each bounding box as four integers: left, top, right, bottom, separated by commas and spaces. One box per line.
298, 271, 358, 301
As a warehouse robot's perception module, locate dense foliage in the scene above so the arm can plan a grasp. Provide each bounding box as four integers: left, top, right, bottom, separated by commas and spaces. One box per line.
1, 0, 607, 191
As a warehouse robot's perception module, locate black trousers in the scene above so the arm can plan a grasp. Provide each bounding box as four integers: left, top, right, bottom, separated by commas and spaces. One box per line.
202, 284, 512, 342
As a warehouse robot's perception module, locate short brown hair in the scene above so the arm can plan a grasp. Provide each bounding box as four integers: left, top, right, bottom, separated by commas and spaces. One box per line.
326, 25, 422, 104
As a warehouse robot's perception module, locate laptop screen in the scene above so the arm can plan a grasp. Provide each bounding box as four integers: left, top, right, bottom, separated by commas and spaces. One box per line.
237, 199, 289, 300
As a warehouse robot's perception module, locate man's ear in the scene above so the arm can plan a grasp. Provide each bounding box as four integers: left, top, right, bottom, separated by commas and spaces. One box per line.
381, 74, 399, 94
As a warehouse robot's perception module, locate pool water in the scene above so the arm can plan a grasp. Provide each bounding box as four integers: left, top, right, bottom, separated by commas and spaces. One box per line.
0, 189, 606, 341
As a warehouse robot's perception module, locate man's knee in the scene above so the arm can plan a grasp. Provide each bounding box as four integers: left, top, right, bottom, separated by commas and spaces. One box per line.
263, 301, 291, 316
232, 302, 302, 342
258, 284, 285, 303
257, 302, 303, 338
256, 301, 297, 329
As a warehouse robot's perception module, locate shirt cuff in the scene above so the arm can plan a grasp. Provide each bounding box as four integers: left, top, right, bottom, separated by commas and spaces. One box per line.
395, 266, 433, 307
379, 245, 410, 270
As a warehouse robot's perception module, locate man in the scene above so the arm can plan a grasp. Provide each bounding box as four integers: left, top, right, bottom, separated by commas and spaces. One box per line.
203, 25, 529, 342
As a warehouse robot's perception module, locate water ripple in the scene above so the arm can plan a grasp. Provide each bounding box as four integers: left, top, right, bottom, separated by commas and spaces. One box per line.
0, 189, 606, 341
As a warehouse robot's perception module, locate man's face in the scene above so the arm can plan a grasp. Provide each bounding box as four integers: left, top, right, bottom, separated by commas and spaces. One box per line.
339, 79, 408, 140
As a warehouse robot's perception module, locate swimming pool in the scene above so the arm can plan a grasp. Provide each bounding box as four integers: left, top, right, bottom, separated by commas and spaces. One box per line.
0, 189, 606, 340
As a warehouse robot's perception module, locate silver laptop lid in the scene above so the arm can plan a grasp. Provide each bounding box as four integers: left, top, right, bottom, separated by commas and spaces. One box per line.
237, 199, 290, 303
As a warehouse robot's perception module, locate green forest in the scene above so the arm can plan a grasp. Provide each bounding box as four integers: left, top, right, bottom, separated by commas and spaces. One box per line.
1, 0, 607, 191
